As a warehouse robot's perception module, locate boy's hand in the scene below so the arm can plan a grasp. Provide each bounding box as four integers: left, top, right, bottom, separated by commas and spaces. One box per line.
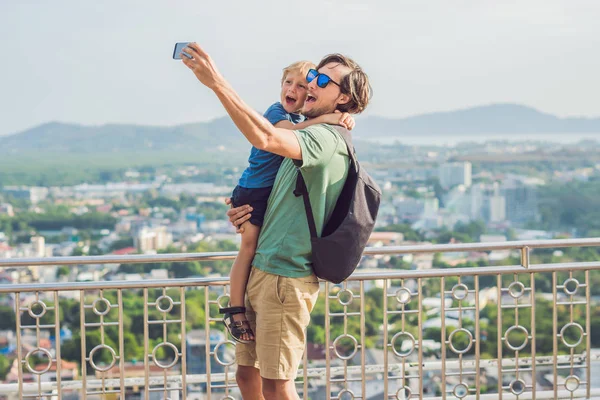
181, 43, 225, 89
336, 110, 355, 131
320, 111, 355, 130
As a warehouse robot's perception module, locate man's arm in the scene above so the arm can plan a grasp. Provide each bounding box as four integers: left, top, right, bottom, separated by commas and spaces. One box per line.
212, 81, 302, 159
182, 43, 302, 160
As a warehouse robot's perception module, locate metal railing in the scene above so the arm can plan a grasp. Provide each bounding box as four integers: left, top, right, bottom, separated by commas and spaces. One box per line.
0, 238, 599, 399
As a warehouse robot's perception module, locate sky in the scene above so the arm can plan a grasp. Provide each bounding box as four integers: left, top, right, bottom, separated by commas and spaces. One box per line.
1, 0, 599, 136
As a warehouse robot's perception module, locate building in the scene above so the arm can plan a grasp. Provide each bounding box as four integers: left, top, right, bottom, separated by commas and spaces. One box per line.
30, 236, 46, 258
394, 197, 425, 221
1, 186, 49, 204
469, 183, 485, 220
186, 330, 231, 392
502, 177, 541, 225
441, 185, 471, 220
439, 162, 472, 189
489, 194, 506, 222
367, 232, 404, 246
95, 361, 177, 399
0, 203, 14, 217
423, 197, 439, 216
134, 226, 173, 253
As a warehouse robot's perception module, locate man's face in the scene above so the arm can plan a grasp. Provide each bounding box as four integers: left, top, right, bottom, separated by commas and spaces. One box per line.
302, 62, 351, 118
280, 72, 309, 114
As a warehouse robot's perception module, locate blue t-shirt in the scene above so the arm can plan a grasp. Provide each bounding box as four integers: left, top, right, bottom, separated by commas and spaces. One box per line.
238, 102, 304, 188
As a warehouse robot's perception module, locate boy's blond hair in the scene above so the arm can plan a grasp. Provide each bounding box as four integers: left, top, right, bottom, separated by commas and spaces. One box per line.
281, 61, 316, 85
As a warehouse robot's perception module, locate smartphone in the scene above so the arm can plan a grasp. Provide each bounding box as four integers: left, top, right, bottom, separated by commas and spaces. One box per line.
173, 42, 192, 59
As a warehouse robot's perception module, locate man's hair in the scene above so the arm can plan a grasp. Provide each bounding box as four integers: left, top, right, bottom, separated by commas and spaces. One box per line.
281, 61, 316, 85
316, 54, 372, 114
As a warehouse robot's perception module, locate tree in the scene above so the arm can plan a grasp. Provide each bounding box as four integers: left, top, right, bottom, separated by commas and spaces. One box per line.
56, 266, 70, 279
109, 237, 134, 252
0, 306, 16, 330
61, 330, 118, 367
376, 224, 423, 241
0, 354, 11, 380
454, 220, 486, 241
435, 230, 472, 244
171, 261, 204, 278
123, 331, 144, 361
71, 246, 85, 256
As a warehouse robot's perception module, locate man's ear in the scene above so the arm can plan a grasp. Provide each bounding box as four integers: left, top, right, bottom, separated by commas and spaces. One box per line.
337, 93, 350, 107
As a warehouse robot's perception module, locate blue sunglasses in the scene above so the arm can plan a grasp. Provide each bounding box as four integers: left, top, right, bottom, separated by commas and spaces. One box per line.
306, 69, 341, 89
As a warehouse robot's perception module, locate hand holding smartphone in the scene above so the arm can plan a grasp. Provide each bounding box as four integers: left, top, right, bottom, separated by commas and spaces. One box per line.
173, 42, 192, 59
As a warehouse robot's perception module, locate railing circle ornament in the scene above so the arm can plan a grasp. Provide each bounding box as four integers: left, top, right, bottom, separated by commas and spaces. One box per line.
390, 331, 416, 358
452, 382, 469, 399
560, 322, 585, 348
221, 396, 236, 400
508, 281, 526, 299
88, 344, 117, 372
216, 294, 230, 310
333, 334, 359, 360
25, 348, 53, 374
337, 288, 354, 306
509, 378, 526, 395
155, 295, 174, 313
563, 278, 580, 296
213, 340, 237, 367
396, 386, 412, 399
92, 298, 111, 316
395, 287, 412, 305
28, 300, 47, 319
565, 375, 580, 392
448, 328, 474, 354
337, 389, 355, 400
152, 342, 180, 369
504, 325, 530, 352
451, 284, 469, 301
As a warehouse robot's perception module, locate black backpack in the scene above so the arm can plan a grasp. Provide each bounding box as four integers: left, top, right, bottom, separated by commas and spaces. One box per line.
294, 126, 381, 284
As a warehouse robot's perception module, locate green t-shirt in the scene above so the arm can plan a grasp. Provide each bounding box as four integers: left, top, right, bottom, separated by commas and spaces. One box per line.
252, 124, 349, 277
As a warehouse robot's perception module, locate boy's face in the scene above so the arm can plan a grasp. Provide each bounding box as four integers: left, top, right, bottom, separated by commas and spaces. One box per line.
280, 72, 309, 114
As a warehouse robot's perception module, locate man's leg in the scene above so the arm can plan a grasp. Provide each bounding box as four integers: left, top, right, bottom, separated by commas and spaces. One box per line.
236, 365, 265, 400
261, 378, 299, 400
249, 270, 320, 399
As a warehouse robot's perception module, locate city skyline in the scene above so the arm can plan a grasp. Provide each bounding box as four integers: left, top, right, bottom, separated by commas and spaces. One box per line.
1, 0, 600, 136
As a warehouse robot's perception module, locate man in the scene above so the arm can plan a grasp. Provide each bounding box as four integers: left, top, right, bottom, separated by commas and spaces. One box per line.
182, 43, 371, 400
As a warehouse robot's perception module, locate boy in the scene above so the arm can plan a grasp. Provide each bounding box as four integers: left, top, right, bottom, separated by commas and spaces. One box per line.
220, 61, 354, 343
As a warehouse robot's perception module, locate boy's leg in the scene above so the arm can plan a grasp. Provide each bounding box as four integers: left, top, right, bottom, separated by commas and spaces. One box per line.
228, 221, 260, 341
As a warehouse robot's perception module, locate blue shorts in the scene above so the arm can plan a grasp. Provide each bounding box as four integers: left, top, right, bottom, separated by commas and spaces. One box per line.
231, 185, 273, 227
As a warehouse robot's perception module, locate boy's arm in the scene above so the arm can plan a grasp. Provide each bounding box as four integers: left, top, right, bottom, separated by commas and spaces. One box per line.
275, 112, 355, 130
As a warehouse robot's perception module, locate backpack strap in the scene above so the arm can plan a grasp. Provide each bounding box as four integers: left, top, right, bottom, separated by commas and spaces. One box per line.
294, 169, 318, 239
293, 126, 356, 240
332, 126, 358, 170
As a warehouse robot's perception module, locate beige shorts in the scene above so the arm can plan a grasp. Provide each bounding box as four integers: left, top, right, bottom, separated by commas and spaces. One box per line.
235, 267, 320, 380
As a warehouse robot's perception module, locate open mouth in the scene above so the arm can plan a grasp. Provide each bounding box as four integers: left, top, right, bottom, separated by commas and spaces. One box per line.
285, 96, 297, 106
306, 95, 317, 104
